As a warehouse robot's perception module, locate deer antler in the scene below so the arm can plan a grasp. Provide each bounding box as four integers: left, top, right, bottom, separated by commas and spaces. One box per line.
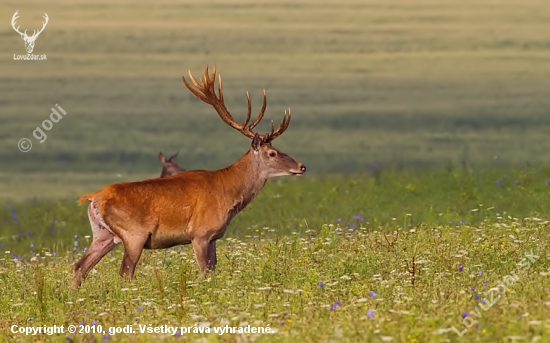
182, 65, 291, 141
31, 13, 49, 38
11, 11, 48, 39
11, 11, 25, 36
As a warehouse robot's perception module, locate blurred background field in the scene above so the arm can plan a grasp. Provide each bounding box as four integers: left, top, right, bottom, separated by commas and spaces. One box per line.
1, 0, 550, 200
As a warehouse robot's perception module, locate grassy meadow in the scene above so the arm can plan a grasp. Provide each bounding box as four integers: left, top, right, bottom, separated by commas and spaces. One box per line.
1, 169, 550, 342
1, 0, 550, 341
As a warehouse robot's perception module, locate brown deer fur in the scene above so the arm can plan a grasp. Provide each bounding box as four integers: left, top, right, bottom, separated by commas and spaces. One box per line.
72, 65, 306, 288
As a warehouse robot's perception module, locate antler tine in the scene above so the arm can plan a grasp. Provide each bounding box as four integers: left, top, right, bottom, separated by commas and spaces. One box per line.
182, 72, 207, 102
210, 64, 216, 84
248, 89, 267, 131
241, 92, 252, 128
265, 109, 292, 142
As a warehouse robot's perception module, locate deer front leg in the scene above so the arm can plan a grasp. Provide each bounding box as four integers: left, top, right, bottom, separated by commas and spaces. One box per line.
207, 240, 217, 271
192, 238, 212, 277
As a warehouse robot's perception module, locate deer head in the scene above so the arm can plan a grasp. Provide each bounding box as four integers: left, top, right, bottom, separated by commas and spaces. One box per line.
159, 151, 186, 177
182, 65, 306, 178
12, 11, 49, 54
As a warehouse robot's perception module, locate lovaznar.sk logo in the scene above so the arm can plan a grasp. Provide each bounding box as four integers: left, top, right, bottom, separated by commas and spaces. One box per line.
12, 10, 48, 61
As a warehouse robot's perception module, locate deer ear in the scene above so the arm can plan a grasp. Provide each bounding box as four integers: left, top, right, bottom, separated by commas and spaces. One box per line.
169, 152, 178, 162
159, 152, 165, 162
251, 134, 262, 151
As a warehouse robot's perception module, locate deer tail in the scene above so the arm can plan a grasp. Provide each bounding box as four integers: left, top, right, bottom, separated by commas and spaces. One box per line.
78, 190, 103, 205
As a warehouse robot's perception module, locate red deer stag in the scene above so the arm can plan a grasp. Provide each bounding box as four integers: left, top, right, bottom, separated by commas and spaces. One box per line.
72, 65, 306, 288
159, 151, 186, 177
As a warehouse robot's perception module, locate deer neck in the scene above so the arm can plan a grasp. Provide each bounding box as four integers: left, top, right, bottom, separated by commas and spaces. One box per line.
219, 149, 267, 215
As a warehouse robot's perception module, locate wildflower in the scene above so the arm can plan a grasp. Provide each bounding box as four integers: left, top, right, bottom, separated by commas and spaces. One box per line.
483, 281, 488, 286
462, 312, 469, 318
74, 241, 78, 247
367, 310, 375, 318
475, 294, 480, 300
91, 320, 97, 325
369, 291, 377, 298
471, 286, 475, 291
283, 311, 288, 316
459, 265, 464, 272
30, 243, 34, 248
74, 235, 78, 239
481, 299, 487, 305
318, 282, 323, 287
138, 306, 143, 311
337, 218, 341, 223
330, 301, 341, 311
478, 271, 482, 276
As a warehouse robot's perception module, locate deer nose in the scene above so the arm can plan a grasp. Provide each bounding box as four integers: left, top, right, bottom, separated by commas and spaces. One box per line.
300, 164, 306, 173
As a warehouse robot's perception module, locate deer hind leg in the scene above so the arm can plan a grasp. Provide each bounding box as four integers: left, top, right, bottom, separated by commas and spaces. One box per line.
72, 203, 120, 288
118, 233, 149, 280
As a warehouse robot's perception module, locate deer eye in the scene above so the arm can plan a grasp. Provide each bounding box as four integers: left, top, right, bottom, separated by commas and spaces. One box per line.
268, 151, 277, 158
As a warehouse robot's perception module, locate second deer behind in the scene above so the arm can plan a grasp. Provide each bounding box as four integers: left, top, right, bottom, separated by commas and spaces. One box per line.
159, 151, 186, 177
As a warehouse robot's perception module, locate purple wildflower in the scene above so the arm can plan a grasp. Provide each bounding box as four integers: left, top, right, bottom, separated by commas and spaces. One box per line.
462, 312, 469, 318
459, 264, 464, 272
367, 310, 375, 318
369, 291, 377, 298
330, 301, 341, 311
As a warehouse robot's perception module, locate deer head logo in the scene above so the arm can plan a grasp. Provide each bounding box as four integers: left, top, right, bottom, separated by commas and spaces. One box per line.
11, 11, 49, 54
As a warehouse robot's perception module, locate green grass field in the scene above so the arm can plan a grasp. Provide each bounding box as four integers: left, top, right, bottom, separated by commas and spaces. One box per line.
1, 169, 550, 342
1, 0, 550, 341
